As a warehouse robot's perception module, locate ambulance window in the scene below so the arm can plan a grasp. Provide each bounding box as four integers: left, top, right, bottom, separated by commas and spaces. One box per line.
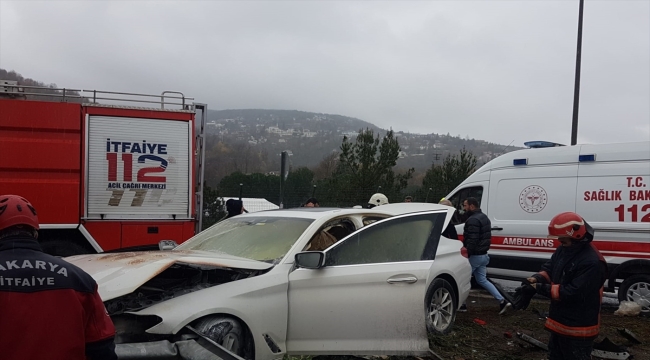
446, 186, 483, 224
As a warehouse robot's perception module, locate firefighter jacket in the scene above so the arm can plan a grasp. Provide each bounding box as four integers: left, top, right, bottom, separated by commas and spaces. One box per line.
463, 209, 492, 256
531, 241, 607, 340
0, 236, 117, 360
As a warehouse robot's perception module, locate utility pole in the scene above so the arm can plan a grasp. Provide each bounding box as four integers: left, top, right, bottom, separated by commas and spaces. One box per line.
280, 151, 287, 208
571, 0, 585, 146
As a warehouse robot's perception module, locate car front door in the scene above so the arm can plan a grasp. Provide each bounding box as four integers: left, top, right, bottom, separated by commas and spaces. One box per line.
286, 210, 448, 356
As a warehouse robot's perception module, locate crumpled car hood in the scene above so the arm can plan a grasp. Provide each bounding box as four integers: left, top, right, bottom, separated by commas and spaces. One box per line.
65, 250, 273, 301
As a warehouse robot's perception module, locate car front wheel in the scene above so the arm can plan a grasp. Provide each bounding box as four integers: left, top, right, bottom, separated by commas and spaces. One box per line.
193, 315, 246, 357
425, 278, 457, 335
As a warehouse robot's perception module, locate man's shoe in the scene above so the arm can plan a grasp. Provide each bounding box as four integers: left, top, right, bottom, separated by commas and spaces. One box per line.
499, 300, 512, 315
459, 304, 467, 312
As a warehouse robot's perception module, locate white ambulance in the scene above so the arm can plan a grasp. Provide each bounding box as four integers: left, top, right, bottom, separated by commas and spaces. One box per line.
444, 140, 650, 311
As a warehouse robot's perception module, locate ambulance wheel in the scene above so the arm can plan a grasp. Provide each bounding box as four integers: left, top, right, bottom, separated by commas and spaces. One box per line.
425, 278, 457, 335
40, 240, 90, 257
618, 275, 650, 313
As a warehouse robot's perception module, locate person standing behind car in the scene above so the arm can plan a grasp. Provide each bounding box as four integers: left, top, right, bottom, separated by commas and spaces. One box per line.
463, 197, 511, 314
302, 198, 320, 207
367, 193, 389, 208
0, 194, 117, 360
225, 199, 245, 218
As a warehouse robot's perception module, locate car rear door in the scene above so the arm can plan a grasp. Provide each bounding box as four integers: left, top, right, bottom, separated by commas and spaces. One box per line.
286, 210, 449, 356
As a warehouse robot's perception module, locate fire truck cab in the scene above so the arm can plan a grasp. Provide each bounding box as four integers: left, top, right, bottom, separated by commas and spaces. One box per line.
0, 80, 207, 256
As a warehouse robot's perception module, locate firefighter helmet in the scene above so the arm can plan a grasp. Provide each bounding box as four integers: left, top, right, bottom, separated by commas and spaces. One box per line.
368, 193, 389, 207
548, 212, 593, 241
0, 195, 40, 231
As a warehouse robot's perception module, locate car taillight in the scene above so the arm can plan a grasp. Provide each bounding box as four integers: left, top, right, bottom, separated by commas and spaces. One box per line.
460, 247, 469, 258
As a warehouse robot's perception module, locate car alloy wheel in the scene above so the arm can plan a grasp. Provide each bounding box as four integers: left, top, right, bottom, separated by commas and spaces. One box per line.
625, 280, 650, 312
619, 274, 650, 313
425, 278, 458, 335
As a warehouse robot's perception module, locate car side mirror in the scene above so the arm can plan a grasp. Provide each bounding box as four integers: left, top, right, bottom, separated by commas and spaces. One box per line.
295, 251, 325, 269
159, 240, 178, 251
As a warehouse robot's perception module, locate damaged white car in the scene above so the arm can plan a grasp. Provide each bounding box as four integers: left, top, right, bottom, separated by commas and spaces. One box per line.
66, 203, 472, 360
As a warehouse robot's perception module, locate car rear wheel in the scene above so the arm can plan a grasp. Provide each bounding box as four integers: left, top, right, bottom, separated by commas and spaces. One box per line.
425, 278, 457, 335
193, 316, 246, 356
618, 274, 650, 313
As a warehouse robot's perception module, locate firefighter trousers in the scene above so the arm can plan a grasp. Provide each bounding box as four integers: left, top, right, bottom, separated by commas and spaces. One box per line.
548, 333, 593, 360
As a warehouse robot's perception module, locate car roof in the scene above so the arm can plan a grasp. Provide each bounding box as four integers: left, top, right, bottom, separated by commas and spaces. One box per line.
233, 203, 453, 220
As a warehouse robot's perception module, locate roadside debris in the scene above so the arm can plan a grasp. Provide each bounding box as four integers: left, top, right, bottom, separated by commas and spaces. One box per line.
593, 337, 628, 352
427, 349, 446, 360
432, 290, 650, 360
618, 328, 643, 345
592, 349, 631, 360
615, 301, 642, 316
473, 318, 487, 326
592, 337, 630, 360
531, 308, 549, 319
516, 332, 548, 351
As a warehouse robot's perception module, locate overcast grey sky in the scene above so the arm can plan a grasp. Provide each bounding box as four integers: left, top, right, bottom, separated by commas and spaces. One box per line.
1, 0, 648, 146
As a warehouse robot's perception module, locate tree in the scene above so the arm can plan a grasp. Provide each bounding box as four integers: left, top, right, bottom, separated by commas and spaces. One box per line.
201, 184, 226, 230
202, 138, 270, 187
216, 167, 315, 208
420, 147, 477, 202
312, 151, 339, 180
333, 128, 413, 206
283, 167, 315, 207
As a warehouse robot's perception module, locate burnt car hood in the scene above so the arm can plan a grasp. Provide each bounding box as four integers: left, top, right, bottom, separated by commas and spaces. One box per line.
65, 250, 273, 301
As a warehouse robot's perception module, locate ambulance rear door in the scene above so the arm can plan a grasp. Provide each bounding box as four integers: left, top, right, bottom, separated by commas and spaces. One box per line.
576, 142, 650, 258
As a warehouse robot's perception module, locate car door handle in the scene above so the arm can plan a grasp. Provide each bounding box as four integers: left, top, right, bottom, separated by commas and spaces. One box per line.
491, 226, 503, 231
387, 276, 418, 284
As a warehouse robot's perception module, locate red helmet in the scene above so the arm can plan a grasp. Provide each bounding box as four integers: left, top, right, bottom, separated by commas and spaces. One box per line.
0, 195, 40, 231
548, 212, 593, 241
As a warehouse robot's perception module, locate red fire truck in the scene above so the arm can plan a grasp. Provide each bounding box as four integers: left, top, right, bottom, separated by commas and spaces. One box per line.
0, 81, 207, 256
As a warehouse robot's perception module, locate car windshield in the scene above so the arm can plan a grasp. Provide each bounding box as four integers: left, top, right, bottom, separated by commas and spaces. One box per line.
176, 216, 314, 263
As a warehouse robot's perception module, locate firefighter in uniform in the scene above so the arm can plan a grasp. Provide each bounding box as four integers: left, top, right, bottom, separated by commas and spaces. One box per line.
514, 212, 607, 360
0, 195, 117, 360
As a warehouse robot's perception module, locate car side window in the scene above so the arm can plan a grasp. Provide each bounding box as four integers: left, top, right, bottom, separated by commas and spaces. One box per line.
303, 218, 357, 252
324, 213, 445, 266
447, 186, 483, 225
